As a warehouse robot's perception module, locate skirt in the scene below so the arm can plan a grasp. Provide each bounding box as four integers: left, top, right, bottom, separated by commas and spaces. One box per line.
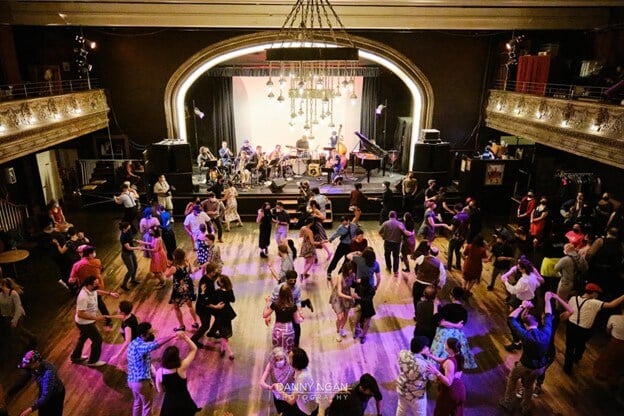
430, 327, 477, 370
272, 321, 295, 353
329, 288, 355, 314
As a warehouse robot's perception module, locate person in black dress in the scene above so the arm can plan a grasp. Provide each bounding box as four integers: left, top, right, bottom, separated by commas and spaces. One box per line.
206, 274, 236, 359
257, 201, 273, 258
155, 332, 200, 416
190, 263, 219, 348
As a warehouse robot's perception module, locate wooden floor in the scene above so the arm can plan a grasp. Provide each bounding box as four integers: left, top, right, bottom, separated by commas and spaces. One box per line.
2, 205, 622, 416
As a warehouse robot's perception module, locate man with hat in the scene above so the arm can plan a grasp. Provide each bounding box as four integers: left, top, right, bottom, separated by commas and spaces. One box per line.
562, 283, 624, 374
15, 350, 65, 416
395, 336, 436, 416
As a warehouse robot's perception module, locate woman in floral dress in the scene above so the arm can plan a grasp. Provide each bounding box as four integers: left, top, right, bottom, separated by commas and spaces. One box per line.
165, 249, 199, 331
222, 180, 243, 231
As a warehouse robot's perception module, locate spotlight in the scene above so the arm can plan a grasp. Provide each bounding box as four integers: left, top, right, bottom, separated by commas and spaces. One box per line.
506, 35, 525, 51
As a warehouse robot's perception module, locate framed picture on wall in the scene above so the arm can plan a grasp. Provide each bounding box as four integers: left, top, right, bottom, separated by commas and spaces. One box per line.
485, 163, 504, 186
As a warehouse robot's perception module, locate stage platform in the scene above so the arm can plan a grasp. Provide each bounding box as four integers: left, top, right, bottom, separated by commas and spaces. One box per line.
187, 169, 407, 222
78, 166, 408, 222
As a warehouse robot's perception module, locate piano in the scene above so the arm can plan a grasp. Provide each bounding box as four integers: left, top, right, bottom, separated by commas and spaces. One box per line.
351, 132, 389, 183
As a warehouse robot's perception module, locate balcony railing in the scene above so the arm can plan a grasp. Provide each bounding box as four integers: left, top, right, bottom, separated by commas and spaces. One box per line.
485, 89, 624, 169
0, 78, 101, 102
492, 79, 624, 103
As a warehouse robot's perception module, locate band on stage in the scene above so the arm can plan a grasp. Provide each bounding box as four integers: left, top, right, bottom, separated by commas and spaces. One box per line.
196, 130, 350, 188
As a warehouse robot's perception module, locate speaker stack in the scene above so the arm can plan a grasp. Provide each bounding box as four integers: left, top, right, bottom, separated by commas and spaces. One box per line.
411, 129, 450, 185
144, 141, 193, 194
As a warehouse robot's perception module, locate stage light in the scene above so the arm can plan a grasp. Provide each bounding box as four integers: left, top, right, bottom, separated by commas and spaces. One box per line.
375, 104, 386, 115
193, 107, 205, 119
506, 35, 525, 51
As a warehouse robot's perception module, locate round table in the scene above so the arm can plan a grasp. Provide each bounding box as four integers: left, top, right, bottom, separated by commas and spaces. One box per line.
0, 249, 30, 278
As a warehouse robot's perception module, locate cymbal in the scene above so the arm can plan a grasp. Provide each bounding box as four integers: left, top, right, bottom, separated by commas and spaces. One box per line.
285, 145, 296, 149
323, 147, 336, 151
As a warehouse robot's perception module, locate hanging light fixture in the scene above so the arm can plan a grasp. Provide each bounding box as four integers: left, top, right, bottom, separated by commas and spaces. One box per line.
265, 0, 359, 137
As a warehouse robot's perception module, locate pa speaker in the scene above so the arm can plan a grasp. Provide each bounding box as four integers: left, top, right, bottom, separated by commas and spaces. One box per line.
269, 178, 287, 193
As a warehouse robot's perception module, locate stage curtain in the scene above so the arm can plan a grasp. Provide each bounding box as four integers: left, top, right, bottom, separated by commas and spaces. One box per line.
207, 76, 236, 152
360, 76, 379, 142
516, 55, 551, 96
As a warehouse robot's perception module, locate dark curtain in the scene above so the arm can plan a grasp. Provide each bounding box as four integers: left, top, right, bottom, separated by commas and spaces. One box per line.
360, 76, 379, 141
207, 76, 236, 152
188, 76, 235, 155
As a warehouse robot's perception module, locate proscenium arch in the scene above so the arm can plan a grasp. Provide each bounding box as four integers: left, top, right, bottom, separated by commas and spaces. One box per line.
164, 31, 434, 171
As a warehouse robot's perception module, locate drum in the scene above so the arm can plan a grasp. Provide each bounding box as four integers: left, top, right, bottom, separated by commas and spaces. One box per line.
288, 158, 307, 175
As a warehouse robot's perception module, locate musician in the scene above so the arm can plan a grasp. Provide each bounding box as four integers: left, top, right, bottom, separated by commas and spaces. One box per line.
296, 135, 310, 155
240, 139, 254, 156
197, 146, 216, 169
235, 150, 251, 188
268, 145, 283, 178
218, 141, 234, 168
249, 146, 268, 181
328, 130, 338, 148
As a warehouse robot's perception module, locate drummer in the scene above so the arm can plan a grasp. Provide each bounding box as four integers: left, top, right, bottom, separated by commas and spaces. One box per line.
328, 130, 338, 149
296, 135, 310, 158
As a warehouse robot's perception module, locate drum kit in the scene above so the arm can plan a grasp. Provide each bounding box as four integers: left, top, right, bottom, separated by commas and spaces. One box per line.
280, 145, 322, 177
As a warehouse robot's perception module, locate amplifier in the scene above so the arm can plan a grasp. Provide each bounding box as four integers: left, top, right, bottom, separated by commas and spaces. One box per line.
308, 163, 320, 176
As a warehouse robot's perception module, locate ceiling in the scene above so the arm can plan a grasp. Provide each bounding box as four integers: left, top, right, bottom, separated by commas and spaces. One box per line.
1, 1, 623, 30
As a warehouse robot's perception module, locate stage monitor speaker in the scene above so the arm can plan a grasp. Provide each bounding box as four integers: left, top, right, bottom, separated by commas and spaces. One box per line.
269, 178, 287, 193
164, 172, 193, 193
308, 163, 320, 177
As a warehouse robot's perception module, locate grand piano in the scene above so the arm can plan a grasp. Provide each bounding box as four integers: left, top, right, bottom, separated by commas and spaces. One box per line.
350, 132, 388, 183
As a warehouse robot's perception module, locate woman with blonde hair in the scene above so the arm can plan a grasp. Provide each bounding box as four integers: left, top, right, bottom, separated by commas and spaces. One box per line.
259, 347, 296, 415
222, 180, 243, 231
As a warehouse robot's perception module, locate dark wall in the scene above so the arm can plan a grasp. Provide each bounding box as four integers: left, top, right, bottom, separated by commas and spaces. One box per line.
11, 27, 492, 149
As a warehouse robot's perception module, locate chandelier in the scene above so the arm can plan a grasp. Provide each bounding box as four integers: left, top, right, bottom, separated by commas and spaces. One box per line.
265, 0, 359, 138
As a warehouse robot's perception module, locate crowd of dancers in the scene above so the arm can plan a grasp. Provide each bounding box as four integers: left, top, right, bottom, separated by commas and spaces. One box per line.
2, 170, 624, 416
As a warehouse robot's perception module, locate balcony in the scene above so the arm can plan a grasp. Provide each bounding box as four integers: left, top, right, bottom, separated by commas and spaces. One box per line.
485, 84, 624, 169
0, 79, 109, 164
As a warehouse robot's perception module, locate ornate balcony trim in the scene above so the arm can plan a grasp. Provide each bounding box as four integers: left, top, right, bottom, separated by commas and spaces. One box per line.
0, 90, 109, 164
485, 90, 624, 169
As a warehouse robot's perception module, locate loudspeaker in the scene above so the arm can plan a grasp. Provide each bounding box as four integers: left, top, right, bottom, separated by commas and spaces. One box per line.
4, 167, 16, 184
412, 142, 451, 172
169, 144, 192, 173
308, 163, 320, 176
164, 172, 193, 193
269, 178, 287, 193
